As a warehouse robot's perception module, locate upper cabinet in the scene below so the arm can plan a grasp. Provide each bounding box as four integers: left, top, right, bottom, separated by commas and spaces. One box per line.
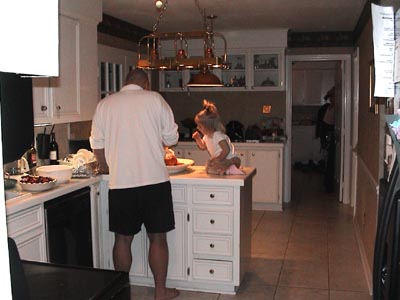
159, 48, 285, 92
33, 0, 102, 125
249, 49, 285, 90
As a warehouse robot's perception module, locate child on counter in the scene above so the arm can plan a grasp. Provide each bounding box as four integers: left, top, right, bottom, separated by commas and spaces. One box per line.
192, 99, 244, 175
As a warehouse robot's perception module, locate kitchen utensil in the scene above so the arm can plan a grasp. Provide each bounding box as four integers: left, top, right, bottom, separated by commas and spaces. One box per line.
166, 158, 194, 174
36, 165, 73, 184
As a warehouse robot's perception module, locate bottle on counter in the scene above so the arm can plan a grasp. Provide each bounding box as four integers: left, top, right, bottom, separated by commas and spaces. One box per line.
25, 144, 37, 170
49, 133, 59, 165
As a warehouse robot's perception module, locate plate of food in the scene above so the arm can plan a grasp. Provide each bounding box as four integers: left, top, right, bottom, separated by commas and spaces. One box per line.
164, 148, 194, 174
166, 158, 195, 174
19, 175, 57, 192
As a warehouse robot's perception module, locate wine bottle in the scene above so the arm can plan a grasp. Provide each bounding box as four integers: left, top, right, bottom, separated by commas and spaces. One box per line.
49, 133, 59, 165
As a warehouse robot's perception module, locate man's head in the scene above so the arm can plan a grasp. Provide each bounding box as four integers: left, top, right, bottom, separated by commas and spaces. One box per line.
324, 86, 335, 103
125, 69, 149, 90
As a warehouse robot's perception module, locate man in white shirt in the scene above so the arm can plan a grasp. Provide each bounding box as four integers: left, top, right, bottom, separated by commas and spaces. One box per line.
90, 69, 179, 300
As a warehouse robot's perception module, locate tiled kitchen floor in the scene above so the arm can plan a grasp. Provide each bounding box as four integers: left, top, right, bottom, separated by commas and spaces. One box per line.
130, 170, 372, 300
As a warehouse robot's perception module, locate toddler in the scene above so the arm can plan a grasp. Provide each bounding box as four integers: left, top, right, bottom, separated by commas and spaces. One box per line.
192, 99, 243, 175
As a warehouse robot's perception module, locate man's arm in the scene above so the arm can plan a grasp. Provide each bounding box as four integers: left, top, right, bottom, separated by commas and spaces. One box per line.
93, 148, 109, 174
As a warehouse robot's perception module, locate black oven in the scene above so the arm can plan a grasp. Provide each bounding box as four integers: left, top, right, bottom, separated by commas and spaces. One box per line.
44, 187, 93, 267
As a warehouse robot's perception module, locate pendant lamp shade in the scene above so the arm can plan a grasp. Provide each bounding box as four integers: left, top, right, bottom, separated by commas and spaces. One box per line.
187, 69, 223, 87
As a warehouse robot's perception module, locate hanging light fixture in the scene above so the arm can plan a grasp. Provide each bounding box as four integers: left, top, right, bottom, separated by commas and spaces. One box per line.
136, 0, 227, 87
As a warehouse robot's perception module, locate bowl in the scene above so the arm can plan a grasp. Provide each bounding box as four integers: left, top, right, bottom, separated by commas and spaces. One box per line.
36, 165, 73, 183
19, 179, 57, 192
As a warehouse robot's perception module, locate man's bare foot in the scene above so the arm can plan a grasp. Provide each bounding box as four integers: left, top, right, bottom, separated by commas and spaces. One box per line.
155, 287, 179, 300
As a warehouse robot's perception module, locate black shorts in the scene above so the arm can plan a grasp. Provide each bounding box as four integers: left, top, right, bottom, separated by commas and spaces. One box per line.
108, 181, 175, 235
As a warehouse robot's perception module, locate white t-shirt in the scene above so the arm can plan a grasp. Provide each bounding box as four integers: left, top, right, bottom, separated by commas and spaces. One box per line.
203, 131, 237, 159
90, 84, 179, 189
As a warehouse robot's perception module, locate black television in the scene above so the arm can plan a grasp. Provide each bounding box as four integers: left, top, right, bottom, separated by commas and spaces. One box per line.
0, 72, 34, 164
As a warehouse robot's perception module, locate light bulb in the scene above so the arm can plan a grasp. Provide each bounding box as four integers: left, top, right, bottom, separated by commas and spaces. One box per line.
155, 0, 163, 9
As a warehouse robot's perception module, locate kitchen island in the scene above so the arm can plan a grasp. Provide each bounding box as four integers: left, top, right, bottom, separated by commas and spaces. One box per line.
98, 166, 255, 294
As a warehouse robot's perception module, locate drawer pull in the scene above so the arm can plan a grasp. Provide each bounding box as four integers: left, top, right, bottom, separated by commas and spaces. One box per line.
210, 219, 215, 224
209, 269, 214, 274
209, 243, 215, 248
209, 193, 215, 198
41, 105, 47, 111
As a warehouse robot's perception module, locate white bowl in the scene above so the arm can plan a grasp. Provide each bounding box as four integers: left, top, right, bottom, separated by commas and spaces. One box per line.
36, 165, 73, 183
19, 179, 57, 192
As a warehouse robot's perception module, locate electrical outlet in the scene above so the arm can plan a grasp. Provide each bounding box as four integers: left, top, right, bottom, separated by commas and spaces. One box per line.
262, 105, 271, 114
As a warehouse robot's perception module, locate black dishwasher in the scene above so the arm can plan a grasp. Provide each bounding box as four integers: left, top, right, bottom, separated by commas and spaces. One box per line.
44, 187, 93, 267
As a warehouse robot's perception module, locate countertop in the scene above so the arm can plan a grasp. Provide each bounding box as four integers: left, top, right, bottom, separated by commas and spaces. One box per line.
170, 165, 256, 186
5, 176, 101, 215
6, 166, 256, 215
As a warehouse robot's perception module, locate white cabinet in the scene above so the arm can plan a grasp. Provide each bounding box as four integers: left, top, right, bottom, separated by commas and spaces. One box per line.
98, 170, 254, 294
249, 49, 285, 91
291, 61, 336, 105
33, 7, 101, 124
7, 205, 47, 262
245, 146, 283, 211
159, 48, 285, 92
97, 180, 187, 282
292, 125, 323, 163
176, 142, 284, 210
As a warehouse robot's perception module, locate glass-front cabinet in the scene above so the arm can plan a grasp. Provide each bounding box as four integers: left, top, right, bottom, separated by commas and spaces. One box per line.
161, 70, 184, 91
221, 53, 247, 89
158, 48, 285, 92
249, 49, 285, 90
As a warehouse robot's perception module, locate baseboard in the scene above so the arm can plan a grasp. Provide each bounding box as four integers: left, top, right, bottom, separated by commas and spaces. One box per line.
353, 218, 373, 296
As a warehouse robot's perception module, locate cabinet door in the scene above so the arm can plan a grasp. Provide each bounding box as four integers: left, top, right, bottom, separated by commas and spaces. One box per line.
221, 54, 247, 90
185, 148, 209, 166
248, 149, 282, 208
249, 49, 284, 91
32, 77, 52, 123
166, 207, 187, 280
50, 15, 80, 123
14, 231, 47, 262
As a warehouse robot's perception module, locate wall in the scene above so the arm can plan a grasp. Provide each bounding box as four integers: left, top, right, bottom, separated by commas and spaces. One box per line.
163, 91, 286, 136
354, 17, 379, 290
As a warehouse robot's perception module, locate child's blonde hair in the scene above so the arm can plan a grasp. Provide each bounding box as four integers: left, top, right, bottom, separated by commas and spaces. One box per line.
194, 99, 225, 133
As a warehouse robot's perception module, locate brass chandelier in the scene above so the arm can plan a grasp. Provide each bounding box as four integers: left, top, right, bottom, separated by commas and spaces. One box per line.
136, 0, 228, 86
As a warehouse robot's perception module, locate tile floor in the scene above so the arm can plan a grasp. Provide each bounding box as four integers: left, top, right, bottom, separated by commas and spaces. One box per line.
130, 170, 372, 299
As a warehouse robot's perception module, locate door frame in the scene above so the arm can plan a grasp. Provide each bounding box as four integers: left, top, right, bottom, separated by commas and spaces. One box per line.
285, 54, 353, 204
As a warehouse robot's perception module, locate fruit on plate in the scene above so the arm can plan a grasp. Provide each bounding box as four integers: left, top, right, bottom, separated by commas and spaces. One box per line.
20, 175, 55, 184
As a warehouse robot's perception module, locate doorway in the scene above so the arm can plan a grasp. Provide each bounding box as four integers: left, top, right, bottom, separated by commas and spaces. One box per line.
284, 54, 353, 205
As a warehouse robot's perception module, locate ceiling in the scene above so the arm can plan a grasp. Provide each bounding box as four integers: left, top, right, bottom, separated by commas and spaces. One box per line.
102, 0, 368, 33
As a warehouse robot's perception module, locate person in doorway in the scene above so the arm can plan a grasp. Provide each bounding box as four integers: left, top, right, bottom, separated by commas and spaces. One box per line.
192, 99, 243, 175
90, 69, 180, 300
316, 86, 336, 193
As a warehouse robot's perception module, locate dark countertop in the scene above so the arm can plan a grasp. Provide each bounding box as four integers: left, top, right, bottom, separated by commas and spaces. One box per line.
22, 260, 130, 300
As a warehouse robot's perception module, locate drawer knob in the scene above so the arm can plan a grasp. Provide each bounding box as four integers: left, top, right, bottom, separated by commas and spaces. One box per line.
209, 269, 214, 274
41, 105, 47, 111
209, 243, 215, 248
209, 193, 215, 199
210, 219, 215, 224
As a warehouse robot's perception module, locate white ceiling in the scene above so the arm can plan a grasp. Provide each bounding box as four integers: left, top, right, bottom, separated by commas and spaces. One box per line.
102, 0, 367, 33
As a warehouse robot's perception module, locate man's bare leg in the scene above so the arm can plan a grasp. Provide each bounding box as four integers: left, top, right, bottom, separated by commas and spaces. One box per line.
148, 232, 179, 300
113, 233, 134, 272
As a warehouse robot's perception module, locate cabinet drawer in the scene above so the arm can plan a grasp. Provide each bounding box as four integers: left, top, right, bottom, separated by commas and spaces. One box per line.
171, 185, 186, 204
7, 205, 44, 237
193, 234, 233, 257
193, 186, 233, 205
192, 259, 232, 282
193, 210, 233, 234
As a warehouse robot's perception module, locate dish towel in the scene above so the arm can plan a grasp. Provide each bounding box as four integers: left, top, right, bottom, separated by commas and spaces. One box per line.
225, 165, 245, 175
